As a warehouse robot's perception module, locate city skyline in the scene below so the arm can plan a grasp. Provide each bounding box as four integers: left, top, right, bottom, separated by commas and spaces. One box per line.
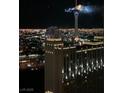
19, 0, 104, 93
19, 28, 104, 93
19, 0, 104, 28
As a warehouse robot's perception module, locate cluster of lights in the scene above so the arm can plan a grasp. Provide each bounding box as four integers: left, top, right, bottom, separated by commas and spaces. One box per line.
45, 91, 53, 93
62, 57, 104, 81
65, 4, 95, 14
65, 4, 83, 13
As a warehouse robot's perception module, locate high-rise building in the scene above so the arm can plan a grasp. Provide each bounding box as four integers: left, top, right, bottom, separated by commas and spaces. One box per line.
45, 28, 104, 93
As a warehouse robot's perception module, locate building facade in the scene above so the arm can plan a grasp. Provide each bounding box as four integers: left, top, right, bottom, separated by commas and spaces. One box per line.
45, 37, 104, 93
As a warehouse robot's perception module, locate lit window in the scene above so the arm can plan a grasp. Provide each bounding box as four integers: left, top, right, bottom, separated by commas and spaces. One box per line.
96, 60, 98, 64
27, 64, 31, 67
78, 71, 80, 75
31, 68, 34, 71
75, 66, 78, 70
72, 73, 74, 78
85, 51, 87, 54
80, 64, 83, 68
86, 62, 89, 66
45, 91, 53, 93
85, 76, 87, 79
43, 60, 45, 63
67, 82, 69, 86
65, 75, 68, 80
69, 67, 71, 72
92, 61, 94, 65
94, 67, 96, 70
89, 68, 91, 72
66, 54, 69, 57
62, 69, 64, 74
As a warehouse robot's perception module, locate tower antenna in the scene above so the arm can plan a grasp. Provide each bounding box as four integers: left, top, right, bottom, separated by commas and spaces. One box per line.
75, 0, 77, 6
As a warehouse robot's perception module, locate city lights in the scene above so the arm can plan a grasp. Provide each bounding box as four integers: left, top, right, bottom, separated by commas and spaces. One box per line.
67, 82, 69, 86
62, 69, 64, 73
45, 91, 53, 93
20, 0, 104, 92
27, 64, 31, 67
65, 5, 95, 14
20, 26, 104, 93
69, 67, 71, 72
65, 75, 68, 80
78, 71, 81, 75
75, 4, 83, 11
72, 73, 75, 78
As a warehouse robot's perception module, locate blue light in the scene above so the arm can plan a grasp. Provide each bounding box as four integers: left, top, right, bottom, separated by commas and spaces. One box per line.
65, 5, 95, 14
81, 6, 94, 14
65, 7, 75, 13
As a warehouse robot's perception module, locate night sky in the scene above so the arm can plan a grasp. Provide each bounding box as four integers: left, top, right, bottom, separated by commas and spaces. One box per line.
19, 0, 104, 28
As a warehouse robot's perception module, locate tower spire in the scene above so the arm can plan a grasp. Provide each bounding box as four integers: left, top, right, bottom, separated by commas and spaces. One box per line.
75, 0, 77, 6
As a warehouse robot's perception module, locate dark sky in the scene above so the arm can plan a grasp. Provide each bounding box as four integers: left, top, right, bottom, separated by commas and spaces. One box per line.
19, 0, 104, 28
